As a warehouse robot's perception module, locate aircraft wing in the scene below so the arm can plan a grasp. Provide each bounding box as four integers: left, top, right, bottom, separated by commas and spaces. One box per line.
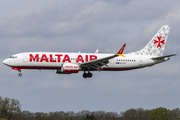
80, 44, 126, 71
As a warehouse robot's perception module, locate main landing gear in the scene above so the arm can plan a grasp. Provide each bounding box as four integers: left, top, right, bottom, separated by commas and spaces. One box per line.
83, 71, 92, 78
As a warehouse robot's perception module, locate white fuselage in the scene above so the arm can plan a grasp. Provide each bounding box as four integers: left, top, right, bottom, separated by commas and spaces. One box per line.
3, 52, 158, 71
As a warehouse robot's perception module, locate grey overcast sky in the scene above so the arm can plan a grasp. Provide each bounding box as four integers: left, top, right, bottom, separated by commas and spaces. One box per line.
0, 0, 180, 113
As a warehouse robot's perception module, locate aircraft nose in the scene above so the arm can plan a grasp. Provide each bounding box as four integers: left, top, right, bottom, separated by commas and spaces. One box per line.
3, 59, 8, 65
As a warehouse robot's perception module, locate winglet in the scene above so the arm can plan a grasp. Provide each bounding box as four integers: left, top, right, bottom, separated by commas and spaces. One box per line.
117, 44, 126, 57
95, 49, 99, 54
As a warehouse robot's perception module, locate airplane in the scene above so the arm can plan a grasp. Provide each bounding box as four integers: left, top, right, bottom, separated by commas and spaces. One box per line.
3, 25, 176, 78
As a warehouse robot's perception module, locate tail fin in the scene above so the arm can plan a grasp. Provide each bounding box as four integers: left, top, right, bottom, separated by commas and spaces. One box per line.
129, 25, 170, 56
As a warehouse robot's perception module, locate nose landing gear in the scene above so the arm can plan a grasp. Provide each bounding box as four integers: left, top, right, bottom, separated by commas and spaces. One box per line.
12, 67, 22, 77
18, 73, 22, 77
83, 71, 93, 78
17, 69, 22, 77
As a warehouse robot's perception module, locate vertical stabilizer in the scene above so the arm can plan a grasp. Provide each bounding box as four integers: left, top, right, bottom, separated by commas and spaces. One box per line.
129, 25, 170, 56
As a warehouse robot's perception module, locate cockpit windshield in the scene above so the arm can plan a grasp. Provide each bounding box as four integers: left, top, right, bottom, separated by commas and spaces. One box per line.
10, 56, 17, 59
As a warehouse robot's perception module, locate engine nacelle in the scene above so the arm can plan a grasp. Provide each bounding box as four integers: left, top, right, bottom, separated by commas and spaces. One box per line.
56, 63, 79, 74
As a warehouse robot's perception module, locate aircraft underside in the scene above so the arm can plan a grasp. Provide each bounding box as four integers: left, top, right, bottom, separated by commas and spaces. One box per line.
11, 66, 142, 78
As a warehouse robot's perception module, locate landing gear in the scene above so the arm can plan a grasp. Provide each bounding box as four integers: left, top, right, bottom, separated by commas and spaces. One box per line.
18, 73, 22, 77
83, 71, 93, 78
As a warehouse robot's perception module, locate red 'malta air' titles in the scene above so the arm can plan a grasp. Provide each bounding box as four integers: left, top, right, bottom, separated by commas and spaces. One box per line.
29, 54, 98, 63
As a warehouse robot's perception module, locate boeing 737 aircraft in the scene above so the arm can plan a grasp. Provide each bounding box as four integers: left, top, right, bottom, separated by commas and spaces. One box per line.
3, 25, 176, 78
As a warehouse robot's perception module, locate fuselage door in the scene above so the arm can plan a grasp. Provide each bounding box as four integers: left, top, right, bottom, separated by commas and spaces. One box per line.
139, 56, 143, 66
23, 54, 28, 63
110, 58, 115, 64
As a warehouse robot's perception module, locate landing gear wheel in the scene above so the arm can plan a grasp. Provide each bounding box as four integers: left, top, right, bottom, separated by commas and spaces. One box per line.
18, 73, 22, 77
83, 72, 93, 78
88, 72, 92, 78
83, 73, 87, 78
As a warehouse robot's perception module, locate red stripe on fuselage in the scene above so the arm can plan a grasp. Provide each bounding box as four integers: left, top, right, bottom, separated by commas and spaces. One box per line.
102, 67, 141, 71
12, 66, 141, 71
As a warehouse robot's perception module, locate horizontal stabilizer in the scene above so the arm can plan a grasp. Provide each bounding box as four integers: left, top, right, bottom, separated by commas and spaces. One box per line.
152, 54, 176, 60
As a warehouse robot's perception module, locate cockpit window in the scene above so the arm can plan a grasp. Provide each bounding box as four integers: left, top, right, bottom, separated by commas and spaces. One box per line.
10, 56, 17, 59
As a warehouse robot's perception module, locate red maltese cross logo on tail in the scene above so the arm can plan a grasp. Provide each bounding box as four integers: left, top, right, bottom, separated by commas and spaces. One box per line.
153, 36, 165, 48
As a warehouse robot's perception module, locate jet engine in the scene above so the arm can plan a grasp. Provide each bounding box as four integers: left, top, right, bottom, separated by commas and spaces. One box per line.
56, 63, 79, 74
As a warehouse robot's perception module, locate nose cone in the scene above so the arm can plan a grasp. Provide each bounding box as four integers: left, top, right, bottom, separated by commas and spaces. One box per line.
3, 59, 9, 66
